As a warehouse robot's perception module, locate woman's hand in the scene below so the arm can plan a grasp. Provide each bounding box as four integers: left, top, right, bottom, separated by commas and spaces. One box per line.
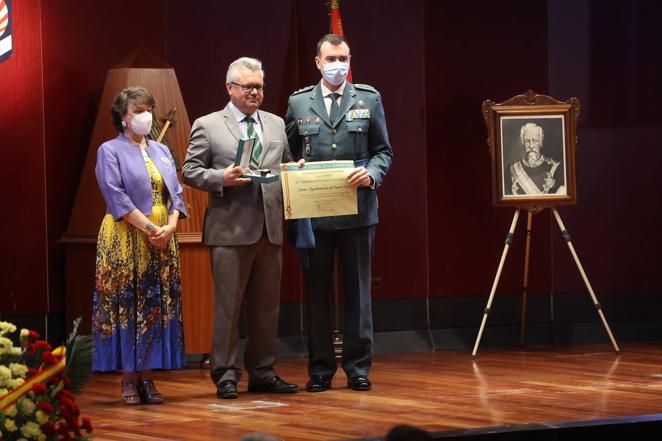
149, 225, 175, 251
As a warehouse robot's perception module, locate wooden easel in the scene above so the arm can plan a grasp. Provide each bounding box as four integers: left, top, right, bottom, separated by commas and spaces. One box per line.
471, 207, 620, 357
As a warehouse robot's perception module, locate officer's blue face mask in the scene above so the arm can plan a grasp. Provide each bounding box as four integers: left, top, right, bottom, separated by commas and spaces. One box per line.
322, 61, 349, 86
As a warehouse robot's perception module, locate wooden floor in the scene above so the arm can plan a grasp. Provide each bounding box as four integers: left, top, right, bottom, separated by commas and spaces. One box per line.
77, 343, 662, 440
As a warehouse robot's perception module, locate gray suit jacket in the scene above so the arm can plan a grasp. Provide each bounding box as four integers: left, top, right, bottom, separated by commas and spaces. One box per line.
183, 104, 292, 246
285, 82, 393, 230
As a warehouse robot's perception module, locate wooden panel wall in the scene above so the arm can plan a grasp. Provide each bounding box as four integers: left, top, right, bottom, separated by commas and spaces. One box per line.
40, 0, 167, 316
166, 0, 429, 301
548, 0, 662, 295
0, 0, 47, 314
424, 0, 551, 297
3, 0, 662, 329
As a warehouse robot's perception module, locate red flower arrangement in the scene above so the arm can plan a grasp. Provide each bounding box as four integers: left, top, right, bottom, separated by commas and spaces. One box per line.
0, 318, 93, 440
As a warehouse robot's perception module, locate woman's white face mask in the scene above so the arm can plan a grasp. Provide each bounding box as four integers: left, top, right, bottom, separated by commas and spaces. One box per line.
126, 111, 153, 136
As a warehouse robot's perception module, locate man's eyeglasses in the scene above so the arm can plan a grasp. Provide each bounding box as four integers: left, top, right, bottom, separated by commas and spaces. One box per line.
230, 81, 265, 93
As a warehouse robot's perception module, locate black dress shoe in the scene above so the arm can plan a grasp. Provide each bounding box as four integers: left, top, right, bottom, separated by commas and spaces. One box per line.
216, 380, 238, 399
347, 375, 371, 391
247, 376, 298, 393
306, 375, 332, 392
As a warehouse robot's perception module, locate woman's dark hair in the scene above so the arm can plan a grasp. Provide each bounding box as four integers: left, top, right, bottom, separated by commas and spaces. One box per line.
110, 86, 156, 132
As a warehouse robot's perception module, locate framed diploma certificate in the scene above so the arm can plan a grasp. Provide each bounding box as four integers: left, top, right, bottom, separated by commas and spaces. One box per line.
280, 160, 358, 220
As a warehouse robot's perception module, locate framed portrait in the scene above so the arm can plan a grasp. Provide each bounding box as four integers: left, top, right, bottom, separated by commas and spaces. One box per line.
482, 90, 580, 208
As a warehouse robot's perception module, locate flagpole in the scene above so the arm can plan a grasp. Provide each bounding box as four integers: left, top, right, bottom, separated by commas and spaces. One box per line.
328, 0, 344, 359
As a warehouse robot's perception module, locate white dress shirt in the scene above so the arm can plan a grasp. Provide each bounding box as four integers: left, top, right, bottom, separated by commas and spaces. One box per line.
228, 101, 264, 144
320, 81, 346, 117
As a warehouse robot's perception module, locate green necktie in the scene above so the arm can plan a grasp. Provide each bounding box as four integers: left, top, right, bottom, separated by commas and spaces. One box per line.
329, 92, 340, 125
244, 116, 262, 166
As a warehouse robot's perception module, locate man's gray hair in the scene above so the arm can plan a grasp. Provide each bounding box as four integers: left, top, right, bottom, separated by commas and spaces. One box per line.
226, 57, 264, 83
520, 122, 544, 145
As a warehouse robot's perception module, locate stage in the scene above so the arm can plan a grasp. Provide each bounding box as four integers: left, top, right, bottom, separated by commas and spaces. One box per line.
77, 343, 662, 440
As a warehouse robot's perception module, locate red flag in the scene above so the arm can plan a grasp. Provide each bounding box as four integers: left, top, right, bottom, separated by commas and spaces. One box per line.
329, 0, 352, 82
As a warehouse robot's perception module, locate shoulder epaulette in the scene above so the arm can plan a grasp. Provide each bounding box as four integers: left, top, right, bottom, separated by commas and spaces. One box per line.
291, 85, 315, 95
354, 83, 378, 93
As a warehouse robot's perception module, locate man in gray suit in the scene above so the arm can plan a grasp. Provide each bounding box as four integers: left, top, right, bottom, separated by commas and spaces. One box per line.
183, 57, 298, 399
286, 35, 393, 392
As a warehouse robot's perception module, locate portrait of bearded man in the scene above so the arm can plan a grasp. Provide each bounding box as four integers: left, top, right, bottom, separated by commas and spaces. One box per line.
505, 122, 566, 196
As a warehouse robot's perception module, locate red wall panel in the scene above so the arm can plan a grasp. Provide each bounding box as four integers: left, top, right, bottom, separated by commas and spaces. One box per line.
0, 0, 47, 314
165, 0, 302, 301
551, 128, 662, 294
425, 1, 551, 297
40, 0, 167, 313
5, 0, 662, 320
338, 1, 428, 300
165, 0, 429, 301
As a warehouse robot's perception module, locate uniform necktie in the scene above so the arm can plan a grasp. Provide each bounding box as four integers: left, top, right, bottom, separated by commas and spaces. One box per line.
244, 116, 262, 166
329, 92, 340, 125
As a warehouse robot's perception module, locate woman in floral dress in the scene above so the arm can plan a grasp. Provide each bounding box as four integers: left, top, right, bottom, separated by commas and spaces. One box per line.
93, 87, 187, 405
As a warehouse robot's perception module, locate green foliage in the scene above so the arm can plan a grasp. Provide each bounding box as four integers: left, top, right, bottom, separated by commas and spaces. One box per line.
63, 317, 93, 395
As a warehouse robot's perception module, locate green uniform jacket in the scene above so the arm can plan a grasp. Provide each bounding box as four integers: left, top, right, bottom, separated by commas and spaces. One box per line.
285, 81, 393, 230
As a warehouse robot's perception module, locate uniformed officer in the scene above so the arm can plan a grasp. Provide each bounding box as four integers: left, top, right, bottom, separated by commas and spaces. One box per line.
506, 122, 566, 195
285, 34, 393, 392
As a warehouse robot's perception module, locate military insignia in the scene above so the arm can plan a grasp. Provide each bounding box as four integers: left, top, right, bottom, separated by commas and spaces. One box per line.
354, 83, 377, 93
292, 85, 315, 95
358, 100, 365, 109
161, 156, 171, 166
346, 109, 370, 121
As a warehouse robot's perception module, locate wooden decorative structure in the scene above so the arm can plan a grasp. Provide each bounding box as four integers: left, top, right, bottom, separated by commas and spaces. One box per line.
61, 48, 213, 353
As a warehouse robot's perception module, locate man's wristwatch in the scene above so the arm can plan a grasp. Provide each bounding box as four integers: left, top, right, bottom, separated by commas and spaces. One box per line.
145, 222, 157, 234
